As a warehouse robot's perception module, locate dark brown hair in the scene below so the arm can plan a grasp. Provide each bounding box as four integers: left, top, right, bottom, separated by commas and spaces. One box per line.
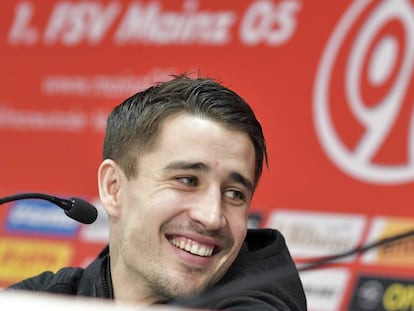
103, 74, 267, 188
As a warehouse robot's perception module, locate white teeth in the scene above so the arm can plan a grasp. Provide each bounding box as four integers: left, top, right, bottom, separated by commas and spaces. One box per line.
170, 237, 214, 257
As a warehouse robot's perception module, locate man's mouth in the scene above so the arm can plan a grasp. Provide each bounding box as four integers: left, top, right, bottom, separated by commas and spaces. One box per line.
169, 236, 215, 257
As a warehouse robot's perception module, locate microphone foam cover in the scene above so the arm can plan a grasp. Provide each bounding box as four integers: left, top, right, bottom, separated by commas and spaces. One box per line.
65, 197, 98, 224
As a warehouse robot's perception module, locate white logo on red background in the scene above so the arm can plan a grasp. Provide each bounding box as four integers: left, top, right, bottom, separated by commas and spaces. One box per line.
314, 0, 414, 184
7, 0, 300, 46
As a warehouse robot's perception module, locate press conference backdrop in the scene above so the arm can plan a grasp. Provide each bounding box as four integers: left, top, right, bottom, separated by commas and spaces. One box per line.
1, 1, 414, 310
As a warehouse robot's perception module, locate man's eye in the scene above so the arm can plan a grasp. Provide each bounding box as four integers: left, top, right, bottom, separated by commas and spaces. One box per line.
176, 176, 198, 186
224, 190, 247, 202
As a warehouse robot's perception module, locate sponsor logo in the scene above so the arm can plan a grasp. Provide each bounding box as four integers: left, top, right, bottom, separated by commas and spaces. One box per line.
300, 268, 350, 311
0, 238, 72, 283
361, 217, 414, 267
6, 199, 79, 237
313, 0, 414, 184
267, 209, 366, 259
348, 275, 414, 311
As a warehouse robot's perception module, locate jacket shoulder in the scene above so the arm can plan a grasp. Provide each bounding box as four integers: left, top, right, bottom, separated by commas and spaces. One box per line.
223, 228, 307, 310
6, 267, 84, 295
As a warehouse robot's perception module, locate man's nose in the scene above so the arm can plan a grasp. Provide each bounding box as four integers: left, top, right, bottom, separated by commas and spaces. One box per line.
188, 187, 226, 230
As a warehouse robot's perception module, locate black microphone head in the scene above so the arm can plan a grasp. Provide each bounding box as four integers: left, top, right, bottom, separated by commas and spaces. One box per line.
64, 197, 98, 224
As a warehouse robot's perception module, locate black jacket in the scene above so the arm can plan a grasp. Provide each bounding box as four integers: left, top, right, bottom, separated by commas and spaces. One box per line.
6, 229, 307, 310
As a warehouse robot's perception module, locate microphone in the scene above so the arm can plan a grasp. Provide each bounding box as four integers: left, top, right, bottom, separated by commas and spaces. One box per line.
0, 192, 98, 224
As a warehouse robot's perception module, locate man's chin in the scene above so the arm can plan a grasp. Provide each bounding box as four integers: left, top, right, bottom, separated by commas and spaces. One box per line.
150, 275, 207, 301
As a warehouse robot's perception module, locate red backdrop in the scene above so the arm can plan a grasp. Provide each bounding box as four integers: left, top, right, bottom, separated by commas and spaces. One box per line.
2, 1, 414, 310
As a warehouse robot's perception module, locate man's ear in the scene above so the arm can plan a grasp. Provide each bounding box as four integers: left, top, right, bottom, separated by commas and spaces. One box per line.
98, 159, 123, 219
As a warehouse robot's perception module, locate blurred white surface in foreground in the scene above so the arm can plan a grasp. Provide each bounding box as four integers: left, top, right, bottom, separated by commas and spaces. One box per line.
0, 291, 199, 310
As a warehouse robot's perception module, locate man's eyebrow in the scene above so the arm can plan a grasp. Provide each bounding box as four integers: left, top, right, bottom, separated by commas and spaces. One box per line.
164, 161, 253, 192
229, 172, 254, 193
164, 161, 208, 171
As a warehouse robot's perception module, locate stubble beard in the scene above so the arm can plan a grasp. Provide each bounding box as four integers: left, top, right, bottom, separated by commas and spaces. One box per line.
140, 264, 209, 302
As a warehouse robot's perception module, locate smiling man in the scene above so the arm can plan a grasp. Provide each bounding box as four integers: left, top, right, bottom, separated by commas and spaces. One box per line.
7, 75, 307, 310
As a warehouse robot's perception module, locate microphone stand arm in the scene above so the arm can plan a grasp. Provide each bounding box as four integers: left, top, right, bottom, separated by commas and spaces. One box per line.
0, 192, 73, 211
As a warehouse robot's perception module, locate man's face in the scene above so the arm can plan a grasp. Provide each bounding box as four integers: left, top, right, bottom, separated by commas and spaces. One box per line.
115, 113, 256, 299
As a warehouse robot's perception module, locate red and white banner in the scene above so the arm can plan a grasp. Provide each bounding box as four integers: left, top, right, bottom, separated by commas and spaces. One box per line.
1, 1, 414, 310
